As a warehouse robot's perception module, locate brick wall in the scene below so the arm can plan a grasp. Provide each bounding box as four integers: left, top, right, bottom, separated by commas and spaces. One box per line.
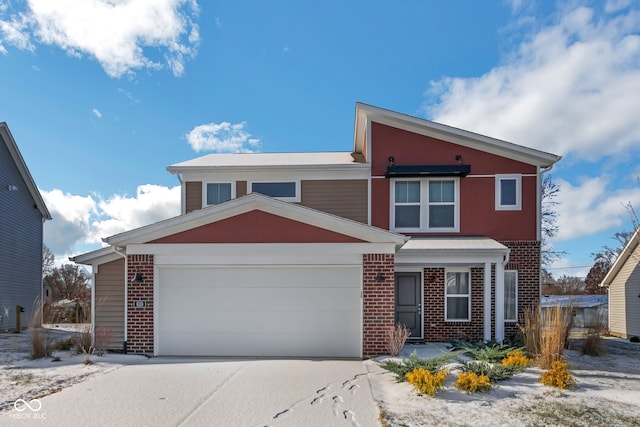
422, 267, 485, 341
502, 240, 541, 340
362, 253, 395, 356
127, 254, 154, 355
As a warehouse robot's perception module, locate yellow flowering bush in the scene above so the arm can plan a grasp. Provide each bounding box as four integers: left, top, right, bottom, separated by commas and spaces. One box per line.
405, 368, 449, 397
502, 349, 533, 369
454, 371, 492, 393
540, 360, 576, 389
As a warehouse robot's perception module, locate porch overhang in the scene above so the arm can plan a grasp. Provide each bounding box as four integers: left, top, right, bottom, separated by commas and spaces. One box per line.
395, 236, 510, 343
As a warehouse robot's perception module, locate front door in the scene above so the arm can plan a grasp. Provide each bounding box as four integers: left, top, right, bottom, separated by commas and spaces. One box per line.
395, 272, 422, 339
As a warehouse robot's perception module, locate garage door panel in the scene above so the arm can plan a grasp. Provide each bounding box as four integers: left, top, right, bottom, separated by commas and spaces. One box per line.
160, 266, 361, 289
159, 331, 360, 357
159, 287, 360, 311
159, 309, 362, 335
157, 265, 362, 357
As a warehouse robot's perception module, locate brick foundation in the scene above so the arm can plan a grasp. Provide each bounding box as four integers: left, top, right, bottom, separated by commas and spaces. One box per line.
362, 253, 395, 356
127, 254, 154, 355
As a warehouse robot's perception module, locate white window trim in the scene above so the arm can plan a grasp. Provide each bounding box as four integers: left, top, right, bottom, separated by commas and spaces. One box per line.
504, 270, 518, 322
202, 181, 236, 207
444, 268, 471, 322
495, 174, 522, 211
248, 180, 300, 202
390, 178, 460, 233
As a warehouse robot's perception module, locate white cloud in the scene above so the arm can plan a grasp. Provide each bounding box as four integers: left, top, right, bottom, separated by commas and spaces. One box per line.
555, 176, 640, 241
41, 185, 180, 262
186, 121, 261, 153
0, 0, 200, 78
605, 0, 632, 14
92, 108, 102, 118
425, 4, 640, 161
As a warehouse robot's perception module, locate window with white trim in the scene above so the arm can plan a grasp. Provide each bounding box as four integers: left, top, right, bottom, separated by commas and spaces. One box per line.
504, 270, 518, 322
205, 182, 233, 206
495, 174, 521, 210
445, 270, 470, 321
391, 178, 459, 232
249, 181, 299, 202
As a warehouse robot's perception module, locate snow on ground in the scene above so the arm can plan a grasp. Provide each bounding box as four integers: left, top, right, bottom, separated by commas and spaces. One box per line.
368, 339, 640, 427
0, 325, 145, 413
1, 327, 639, 426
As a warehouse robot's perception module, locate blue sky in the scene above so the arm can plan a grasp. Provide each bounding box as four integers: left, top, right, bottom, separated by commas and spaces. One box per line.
1, 0, 640, 278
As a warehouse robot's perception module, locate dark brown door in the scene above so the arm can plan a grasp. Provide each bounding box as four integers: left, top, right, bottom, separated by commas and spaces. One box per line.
395, 272, 422, 338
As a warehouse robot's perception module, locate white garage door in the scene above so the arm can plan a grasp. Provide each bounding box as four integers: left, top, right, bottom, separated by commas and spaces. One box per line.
157, 265, 362, 357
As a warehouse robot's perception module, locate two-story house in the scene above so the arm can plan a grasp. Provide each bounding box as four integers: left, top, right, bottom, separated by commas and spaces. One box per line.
1, 122, 52, 331
71, 103, 560, 357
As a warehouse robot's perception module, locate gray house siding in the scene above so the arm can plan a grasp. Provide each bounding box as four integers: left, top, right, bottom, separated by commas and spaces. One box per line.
0, 128, 46, 331
609, 242, 640, 338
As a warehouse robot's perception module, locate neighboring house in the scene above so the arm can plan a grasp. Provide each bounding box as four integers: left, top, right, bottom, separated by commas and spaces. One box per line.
0, 123, 52, 331
71, 103, 561, 357
600, 227, 640, 339
540, 294, 608, 332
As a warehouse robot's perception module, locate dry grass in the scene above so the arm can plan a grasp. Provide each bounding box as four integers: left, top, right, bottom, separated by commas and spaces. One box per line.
521, 304, 572, 369
29, 299, 52, 359
582, 311, 607, 356
385, 323, 410, 356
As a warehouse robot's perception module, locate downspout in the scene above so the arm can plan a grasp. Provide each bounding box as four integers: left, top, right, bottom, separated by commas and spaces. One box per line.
113, 245, 128, 353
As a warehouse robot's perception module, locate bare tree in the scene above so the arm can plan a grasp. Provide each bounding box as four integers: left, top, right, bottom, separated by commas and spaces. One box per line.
541, 175, 566, 266
44, 264, 90, 303
42, 244, 55, 277
584, 259, 609, 295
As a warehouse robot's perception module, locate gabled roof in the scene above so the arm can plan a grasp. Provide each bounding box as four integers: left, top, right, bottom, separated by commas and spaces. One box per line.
0, 123, 51, 220
600, 227, 640, 287
353, 103, 561, 167
101, 193, 407, 248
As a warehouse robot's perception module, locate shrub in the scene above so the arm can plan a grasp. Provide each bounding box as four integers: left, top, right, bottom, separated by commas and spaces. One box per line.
581, 333, 606, 356
75, 325, 94, 355
381, 351, 458, 381
521, 304, 572, 369
540, 360, 576, 389
52, 337, 76, 351
459, 360, 519, 382
502, 349, 533, 369
385, 323, 410, 356
465, 343, 515, 363
405, 368, 448, 397
454, 371, 492, 393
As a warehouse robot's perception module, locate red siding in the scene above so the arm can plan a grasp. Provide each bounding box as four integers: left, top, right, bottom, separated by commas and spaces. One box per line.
369, 122, 538, 240
151, 210, 365, 244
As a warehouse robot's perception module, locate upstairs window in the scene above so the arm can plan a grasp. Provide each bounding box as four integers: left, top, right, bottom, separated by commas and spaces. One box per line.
250, 181, 299, 202
495, 174, 521, 210
391, 178, 459, 232
206, 182, 233, 206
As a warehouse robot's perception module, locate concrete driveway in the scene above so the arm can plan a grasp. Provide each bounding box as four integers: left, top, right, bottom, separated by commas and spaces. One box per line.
3, 358, 381, 427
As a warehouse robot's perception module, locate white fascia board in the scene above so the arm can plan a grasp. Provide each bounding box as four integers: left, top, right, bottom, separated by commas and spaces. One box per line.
69, 246, 120, 266
105, 193, 407, 247
130, 243, 397, 266
354, 103, 561, 167
396, 251, 506, 266
169, 163, 370, 177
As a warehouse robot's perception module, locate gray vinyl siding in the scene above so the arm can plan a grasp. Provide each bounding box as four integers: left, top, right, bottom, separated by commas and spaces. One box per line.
185, 181, 202, 213
609, 243, 640, 338
94, 258, 126, 350
300, 180, 368, 223
0, 137, 44, 330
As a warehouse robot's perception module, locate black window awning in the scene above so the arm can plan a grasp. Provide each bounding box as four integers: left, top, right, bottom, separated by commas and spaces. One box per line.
385, 164, 471, 178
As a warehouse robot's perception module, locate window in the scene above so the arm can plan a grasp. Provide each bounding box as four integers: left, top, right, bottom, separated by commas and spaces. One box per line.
504, 270, 518, 322
205, 183, 232, 206
250, 181, 299, 201
495, 174, 521, 210
445, 270, 470, 321
392, 178, 459, 231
